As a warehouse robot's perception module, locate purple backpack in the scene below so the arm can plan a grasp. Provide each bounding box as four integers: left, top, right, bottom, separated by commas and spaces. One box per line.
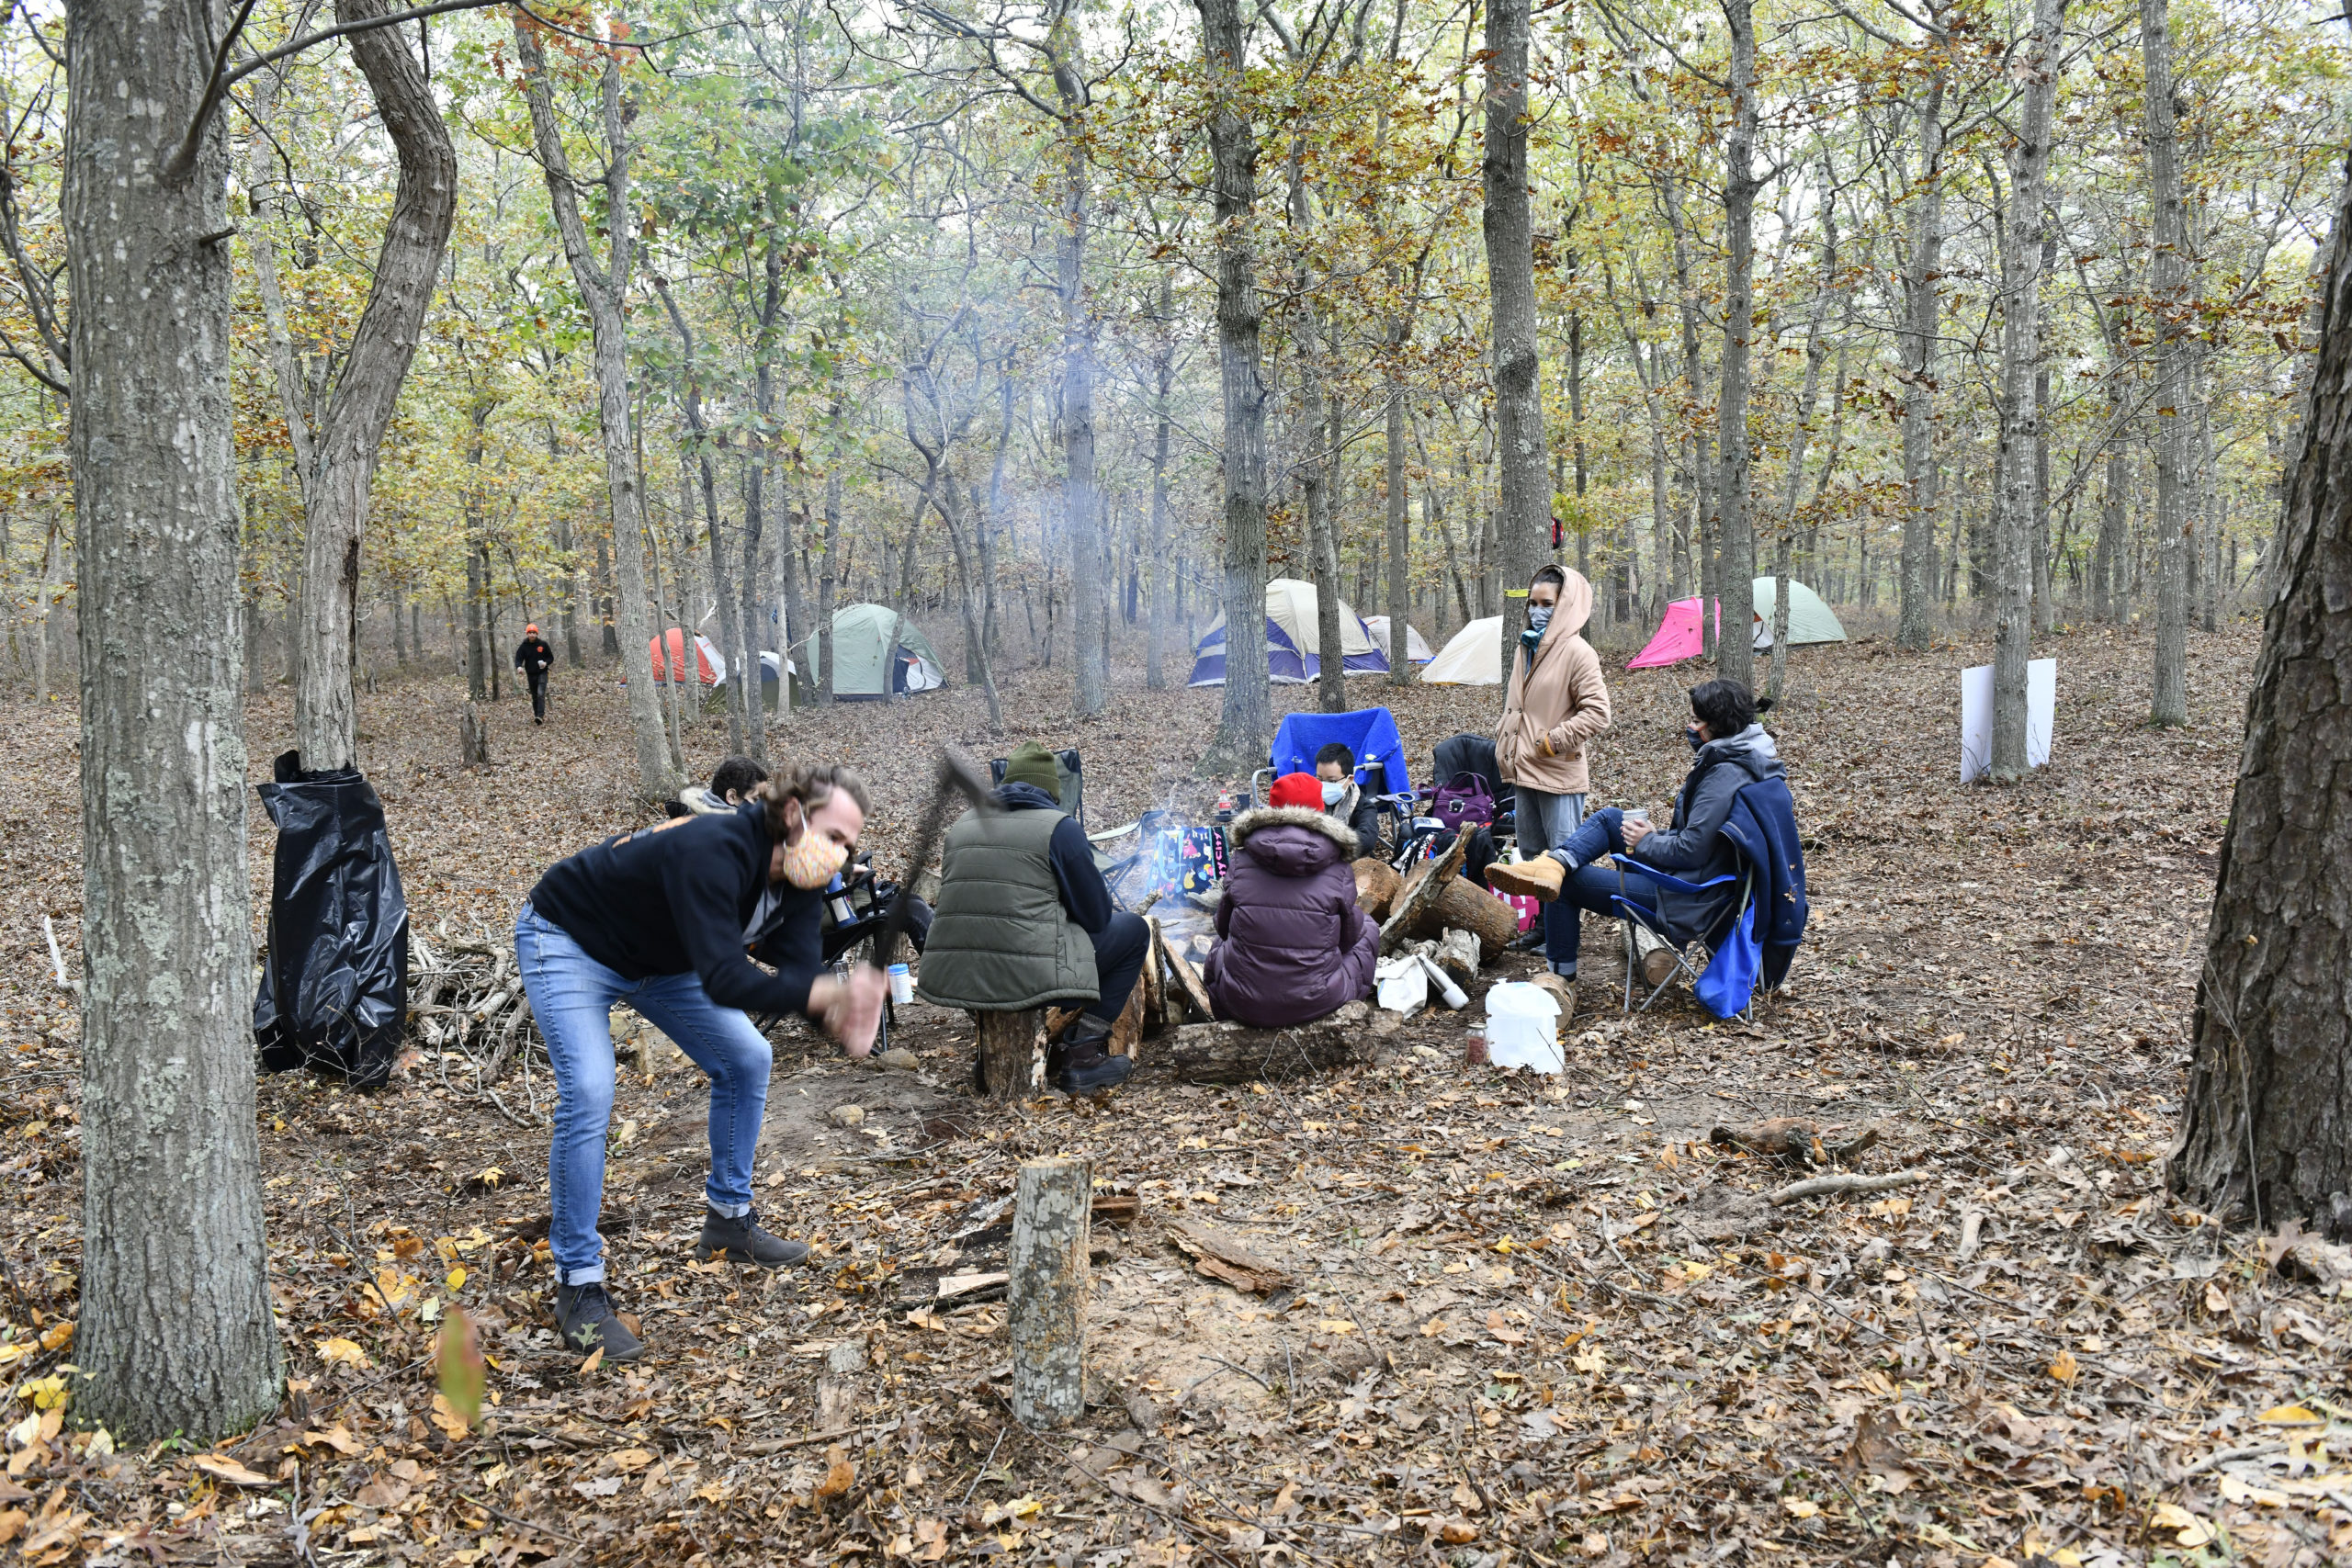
1430, 773, 1495, 829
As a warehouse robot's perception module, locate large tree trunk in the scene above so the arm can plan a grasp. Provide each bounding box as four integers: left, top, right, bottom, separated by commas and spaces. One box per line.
818, 463, 842, 704
2143, 0, 2194, 726
515, 25, 674, 800
1385, 337, 1416, 688
1483, 0, 1551, 671
652, 278, 747, 756
1990, 0, 2064, 779
1898, 41, 1950, 651
2170, 149, 2352, 1232
1053, 32, 1105, 719
291, 0, 457, 770
1196, 0, 1271, 776
1713, 0, 1761, 690
66, 0, 281, 1441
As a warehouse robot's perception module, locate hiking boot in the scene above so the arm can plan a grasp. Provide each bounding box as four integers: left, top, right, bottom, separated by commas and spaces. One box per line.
695, 1208, 811, 1268
1642, 946, 1680, 987
553, 1280, 646, 1361
1055, 1021, 1133, 1095
1486, 856, 1565, 901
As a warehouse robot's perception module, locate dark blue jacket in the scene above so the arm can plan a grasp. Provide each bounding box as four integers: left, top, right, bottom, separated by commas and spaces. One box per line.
527, 801, 824, 1017
1720, 775, 1808, 988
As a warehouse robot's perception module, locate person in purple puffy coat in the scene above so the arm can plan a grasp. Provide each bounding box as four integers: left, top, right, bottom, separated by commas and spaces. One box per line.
1204, 773, 1380, 1028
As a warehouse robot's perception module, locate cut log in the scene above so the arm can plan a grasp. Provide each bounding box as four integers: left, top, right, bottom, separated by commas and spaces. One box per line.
973, 1010, 1041, 1100
1379, 831, 1466, 954
1351, 857, 1402, 919
1141, 917, 1167, 1032
1163, 942, 1216, 1022
1165, 1217, 1295, 1294
1408, 874, 1519, 961
1008, 1158, 1091, 1429
1142, 1000, 1374, 1084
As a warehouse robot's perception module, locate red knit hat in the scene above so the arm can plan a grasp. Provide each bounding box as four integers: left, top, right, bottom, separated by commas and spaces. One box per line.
1269, 772, 1323, 811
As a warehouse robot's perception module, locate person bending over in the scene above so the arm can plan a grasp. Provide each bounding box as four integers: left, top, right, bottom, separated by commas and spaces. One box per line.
680, 754, 771, 817
1312, 742, 1385, 860
1490, 679, 1781, 981
517, 762, 886, 1360
1490, 566, 1611, 983
1204, 773, 1379, 1027
514, 624, 555, 724
918, 741, 1142, 1094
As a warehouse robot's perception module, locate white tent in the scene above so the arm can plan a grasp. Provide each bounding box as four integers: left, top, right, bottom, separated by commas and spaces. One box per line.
1420, 616, 1505, 686
1363, 615, 1434, 664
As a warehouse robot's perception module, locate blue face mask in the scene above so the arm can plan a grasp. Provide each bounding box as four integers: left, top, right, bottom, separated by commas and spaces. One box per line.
1528, 604, 1553, 632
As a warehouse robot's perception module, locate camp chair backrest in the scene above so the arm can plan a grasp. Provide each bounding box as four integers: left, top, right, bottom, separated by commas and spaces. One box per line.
1268, 708, 1410, 797
1430, 733, 1502, 806
989, 749, 1085, 827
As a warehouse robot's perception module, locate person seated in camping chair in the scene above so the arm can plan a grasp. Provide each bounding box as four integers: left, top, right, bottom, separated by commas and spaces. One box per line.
1204, 773, 1381, 1028
1311, 741, 1386, 860
674, 755, 771, 818
917, 741, 1144, 1094
1489, 679, 1801, 991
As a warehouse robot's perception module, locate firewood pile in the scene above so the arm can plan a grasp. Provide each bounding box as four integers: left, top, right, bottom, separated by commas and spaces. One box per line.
407, 931, 544, 1100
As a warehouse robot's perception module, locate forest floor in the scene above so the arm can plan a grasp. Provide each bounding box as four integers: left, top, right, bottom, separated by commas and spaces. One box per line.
4, 617, 2350, 1568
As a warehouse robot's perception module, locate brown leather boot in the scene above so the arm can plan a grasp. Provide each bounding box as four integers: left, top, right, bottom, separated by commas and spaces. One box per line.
1486, 855, 1566, 901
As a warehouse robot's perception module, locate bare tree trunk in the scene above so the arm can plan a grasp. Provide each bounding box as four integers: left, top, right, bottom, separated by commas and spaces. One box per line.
1146, 292, 1175, 690
66, 0, 281, 1441
292, 0, 457, 771
1713, 0, 1762, 690
1196, 0, 1271, 775
1768, 184, 1838, 705
1661, 183, 1714, 637
1484, 0, 1550, 672
939, 481, 1004, 733
1385, 339, 1415, 687
2143, 0, 2194, 726
818, 465, 841, 705
515, 23, 673, 800
1899, 40, 1950, 650
1991, 0, 2064, 779
2169, 150, 2352, 1231
652, 278, 746, 756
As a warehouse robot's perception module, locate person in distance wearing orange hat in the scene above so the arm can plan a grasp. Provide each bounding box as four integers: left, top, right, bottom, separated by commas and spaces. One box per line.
514, 623, 555, 724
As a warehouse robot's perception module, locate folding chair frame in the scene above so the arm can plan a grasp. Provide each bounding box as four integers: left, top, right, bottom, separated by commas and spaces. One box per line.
1607, 862, 1756, 1021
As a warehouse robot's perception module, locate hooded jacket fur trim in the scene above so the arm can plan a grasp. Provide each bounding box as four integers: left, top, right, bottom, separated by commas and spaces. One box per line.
1228, 805, 1362, 855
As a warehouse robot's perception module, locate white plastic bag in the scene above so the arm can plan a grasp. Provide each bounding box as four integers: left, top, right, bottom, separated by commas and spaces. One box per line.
1374, 954, 1429, 1017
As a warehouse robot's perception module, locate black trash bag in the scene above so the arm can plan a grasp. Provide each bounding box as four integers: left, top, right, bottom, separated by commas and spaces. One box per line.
254, 750, 409, 1088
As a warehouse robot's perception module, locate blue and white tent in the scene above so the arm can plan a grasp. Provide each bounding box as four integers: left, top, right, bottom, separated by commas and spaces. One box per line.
1187, 578, 1389, 686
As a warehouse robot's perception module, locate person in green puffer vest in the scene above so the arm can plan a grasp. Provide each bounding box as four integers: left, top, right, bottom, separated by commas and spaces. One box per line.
918, 741, 1145, 1093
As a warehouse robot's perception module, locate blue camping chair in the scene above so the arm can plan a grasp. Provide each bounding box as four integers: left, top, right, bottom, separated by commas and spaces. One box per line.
1261, 708, 1409, 795
1607, 861, 1756, 1021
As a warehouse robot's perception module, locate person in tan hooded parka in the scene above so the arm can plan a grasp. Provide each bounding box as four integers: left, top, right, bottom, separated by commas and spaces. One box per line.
1486, 565, 1611, 980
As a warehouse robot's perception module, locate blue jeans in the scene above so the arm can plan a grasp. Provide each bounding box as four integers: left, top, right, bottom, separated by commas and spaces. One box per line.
1515, 786, 1586, 974
515, 905, 774, 1286
1543, 808, 1665, 970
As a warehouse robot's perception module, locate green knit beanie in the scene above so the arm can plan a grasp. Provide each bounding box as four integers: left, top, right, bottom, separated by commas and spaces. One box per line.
1003, 740, 1061, 797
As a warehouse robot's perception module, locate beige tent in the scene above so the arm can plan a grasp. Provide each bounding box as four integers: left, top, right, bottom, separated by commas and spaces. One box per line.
1363, 615, 1434, 663
1420, 616, 1504, 685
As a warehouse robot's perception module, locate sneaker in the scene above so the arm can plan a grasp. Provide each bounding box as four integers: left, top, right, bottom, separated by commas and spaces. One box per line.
695, 1207, 812, 1268
553, 1280, 646, 1361
1486, 856, 1565, 902
1642, 947, 1680, 987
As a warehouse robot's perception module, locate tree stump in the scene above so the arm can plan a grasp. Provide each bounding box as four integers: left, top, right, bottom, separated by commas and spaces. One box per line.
1145, 1000, 1375, 1084
1009, 1158, 1091, 1429
458, 703, 492, 769
972, 1010, 1041, 1100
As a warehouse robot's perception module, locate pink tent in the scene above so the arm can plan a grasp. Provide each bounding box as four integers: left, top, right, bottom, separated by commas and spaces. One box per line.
1627, 597, 1722, 670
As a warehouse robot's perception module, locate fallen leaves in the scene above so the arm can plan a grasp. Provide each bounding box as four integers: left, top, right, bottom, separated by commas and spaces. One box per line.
191, 1457, 273, 1488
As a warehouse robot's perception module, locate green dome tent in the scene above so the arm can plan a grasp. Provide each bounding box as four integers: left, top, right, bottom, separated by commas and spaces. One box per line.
1750, 577, 1847, 647
794, 604, 947, 701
